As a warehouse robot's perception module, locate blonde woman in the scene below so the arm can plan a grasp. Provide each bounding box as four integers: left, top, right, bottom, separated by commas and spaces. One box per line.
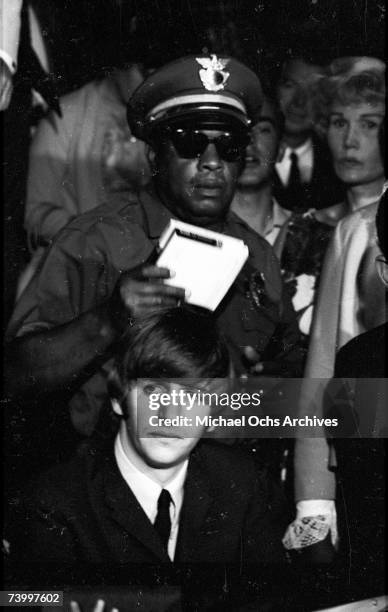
286, 57, 386, 557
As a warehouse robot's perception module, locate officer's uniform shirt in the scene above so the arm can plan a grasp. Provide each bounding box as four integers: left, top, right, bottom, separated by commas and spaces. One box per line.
7, 188, 302, 435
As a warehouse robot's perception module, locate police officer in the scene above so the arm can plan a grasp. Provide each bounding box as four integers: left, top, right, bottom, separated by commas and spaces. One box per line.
6, 55, 302, 457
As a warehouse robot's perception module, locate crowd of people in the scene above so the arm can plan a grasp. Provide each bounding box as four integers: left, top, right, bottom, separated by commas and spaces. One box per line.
2, 3, 387, 610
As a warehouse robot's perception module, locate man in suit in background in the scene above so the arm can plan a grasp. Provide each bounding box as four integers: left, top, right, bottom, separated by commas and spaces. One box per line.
8, 307, 285, 607
274, 55, 345, 212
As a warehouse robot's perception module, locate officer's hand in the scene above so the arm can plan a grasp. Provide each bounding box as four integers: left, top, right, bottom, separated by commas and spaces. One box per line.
70, 599, 119, 612
242, 346, 284, 376
111, 264, 187, 325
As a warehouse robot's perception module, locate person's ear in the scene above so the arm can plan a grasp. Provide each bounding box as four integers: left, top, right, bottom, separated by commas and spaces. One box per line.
108, 368, 126, 416
111, 398, 124, 416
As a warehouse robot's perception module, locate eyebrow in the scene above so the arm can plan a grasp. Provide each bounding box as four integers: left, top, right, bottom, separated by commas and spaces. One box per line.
329, 112, 384, 118
359, 113, 384, 119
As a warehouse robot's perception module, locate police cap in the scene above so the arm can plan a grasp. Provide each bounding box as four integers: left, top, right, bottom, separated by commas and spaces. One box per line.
127, 54, 263, 142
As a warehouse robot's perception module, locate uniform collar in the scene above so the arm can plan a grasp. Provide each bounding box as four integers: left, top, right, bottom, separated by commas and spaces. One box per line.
140, 187, 174, 239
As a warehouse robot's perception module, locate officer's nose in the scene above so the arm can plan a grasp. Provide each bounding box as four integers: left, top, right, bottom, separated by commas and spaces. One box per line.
198, 143, 223, 171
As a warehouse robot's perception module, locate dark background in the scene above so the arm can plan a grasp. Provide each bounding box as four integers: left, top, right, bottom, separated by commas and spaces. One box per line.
35, 0, 385, 94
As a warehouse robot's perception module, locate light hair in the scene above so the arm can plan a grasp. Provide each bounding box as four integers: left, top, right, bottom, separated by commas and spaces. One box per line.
312, 56, 385, 136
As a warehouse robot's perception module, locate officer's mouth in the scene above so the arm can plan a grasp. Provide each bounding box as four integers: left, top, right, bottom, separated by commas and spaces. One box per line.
193, 180, 225, 196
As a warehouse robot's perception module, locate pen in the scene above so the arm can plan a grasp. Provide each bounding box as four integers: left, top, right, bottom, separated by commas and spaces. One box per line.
175, 229, 222, 247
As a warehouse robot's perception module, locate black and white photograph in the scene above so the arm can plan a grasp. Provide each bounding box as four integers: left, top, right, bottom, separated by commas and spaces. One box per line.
1, 1, 387, 610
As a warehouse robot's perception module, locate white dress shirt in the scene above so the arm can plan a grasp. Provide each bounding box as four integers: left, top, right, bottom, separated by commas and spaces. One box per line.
114, 434, 188, 561
276, 138, 314, 186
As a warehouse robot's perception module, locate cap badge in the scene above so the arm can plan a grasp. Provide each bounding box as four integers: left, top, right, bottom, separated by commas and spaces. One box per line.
196, 55, 230, 92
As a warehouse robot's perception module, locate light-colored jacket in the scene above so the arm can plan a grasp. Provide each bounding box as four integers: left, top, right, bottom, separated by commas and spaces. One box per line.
295, 201, 386, 501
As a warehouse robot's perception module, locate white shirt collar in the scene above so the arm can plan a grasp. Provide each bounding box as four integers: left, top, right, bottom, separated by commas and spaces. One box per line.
264, 198, 292, 245
289, 137, 313, 158
272, 199, 292, 228
114, 433, 188, 560
276, 137, 314, 185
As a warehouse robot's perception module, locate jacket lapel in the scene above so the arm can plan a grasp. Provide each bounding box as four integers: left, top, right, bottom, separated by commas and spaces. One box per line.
174, 447, 213, 563
272, 168, 284, 192
102, 453, 171, 563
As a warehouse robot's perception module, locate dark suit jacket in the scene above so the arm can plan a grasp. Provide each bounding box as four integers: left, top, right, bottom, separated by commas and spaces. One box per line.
273, 134, 346, 212
335, 322, 387, 378
10, 440, 285, 588
330, 324, 387, 599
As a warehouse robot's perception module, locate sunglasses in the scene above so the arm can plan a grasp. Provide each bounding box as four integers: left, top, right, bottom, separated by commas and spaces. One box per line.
168, 128, 250, 162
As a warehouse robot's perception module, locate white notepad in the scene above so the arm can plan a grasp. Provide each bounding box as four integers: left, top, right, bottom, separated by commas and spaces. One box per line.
156, 219, 249, 311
